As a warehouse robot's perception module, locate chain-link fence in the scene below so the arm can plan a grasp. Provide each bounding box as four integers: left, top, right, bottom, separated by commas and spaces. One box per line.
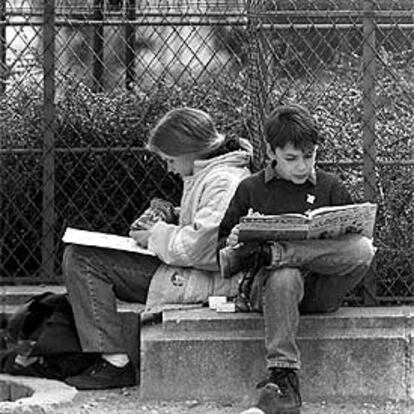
1, 0, 413, 305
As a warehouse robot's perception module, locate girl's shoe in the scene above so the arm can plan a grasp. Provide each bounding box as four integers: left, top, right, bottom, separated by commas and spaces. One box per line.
65, 358, 136, 390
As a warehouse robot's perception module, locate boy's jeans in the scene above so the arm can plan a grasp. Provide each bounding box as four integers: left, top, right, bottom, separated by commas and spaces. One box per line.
257, 234, 376, 370
62, 244, 161, 353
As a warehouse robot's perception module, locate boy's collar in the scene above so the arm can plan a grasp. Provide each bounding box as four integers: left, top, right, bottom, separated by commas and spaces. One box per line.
264, 160, 317, 185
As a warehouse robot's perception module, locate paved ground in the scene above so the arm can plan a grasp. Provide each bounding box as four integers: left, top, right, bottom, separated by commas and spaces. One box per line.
51, 386, 413, 414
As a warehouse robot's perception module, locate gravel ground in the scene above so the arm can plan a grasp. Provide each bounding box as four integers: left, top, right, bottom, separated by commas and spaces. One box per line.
52, 386, 413, 414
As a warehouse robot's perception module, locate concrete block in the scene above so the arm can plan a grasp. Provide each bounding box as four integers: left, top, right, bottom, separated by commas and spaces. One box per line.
119, 310, 141, 383
300, 335, 407, 401
404, 307, 414, 401
141, 307, 412, 402
0, 380, 10, 401
9, 381, 32, 401
141, 327, 265, 402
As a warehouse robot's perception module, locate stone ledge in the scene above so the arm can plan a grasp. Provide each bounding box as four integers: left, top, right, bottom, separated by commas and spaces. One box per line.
162, 306, 411, 332
140, 306, 414, 403
3, 288, 414, 403
0, 286, 66, 306
0, 285, 145, 314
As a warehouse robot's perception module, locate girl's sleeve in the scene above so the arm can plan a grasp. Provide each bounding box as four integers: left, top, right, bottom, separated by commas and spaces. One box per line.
147, 176, 241, 271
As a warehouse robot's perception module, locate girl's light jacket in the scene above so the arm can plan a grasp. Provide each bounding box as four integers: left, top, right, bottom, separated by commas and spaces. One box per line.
145, 139, 252, 312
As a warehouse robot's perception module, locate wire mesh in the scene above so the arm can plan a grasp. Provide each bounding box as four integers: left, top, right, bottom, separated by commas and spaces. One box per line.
0, 0, 413, 305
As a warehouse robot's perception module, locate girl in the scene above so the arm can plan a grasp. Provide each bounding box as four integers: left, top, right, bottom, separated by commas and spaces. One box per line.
63, 107, 252, 390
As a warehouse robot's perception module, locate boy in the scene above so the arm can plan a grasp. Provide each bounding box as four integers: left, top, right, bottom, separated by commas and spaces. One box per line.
218, 104, 376, 414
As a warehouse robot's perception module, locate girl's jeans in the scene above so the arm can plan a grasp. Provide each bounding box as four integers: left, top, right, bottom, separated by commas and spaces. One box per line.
259, 234, 376, 370
62, 244, 161, 353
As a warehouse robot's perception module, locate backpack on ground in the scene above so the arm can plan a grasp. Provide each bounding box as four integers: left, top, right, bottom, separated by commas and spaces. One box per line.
0, 292, 99, 380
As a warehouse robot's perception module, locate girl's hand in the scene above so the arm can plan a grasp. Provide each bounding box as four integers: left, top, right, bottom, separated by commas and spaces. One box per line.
226, 224, 240, 247
129, 230, 150, 248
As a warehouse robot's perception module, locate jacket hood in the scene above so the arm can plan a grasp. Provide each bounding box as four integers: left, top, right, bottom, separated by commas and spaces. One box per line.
192, 138, 253, 176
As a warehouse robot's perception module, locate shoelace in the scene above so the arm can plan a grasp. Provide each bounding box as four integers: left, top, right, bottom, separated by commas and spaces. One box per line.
256, 369, 301, 404
85, 359, 107, 375
236, 245, 268, 312
256, 378, 283, 396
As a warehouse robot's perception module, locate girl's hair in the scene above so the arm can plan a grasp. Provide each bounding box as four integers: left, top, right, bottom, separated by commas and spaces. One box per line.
147, 107, 224, 157
264, 104, 319, 151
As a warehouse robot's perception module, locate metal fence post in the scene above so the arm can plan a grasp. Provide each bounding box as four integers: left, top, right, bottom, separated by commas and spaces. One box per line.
362, 0, 377, 305
93, 0, 104, 92
125, 0, 136, 90
246, 0, 268, 172
42, 0, 56, 281
0, 0, 6, 95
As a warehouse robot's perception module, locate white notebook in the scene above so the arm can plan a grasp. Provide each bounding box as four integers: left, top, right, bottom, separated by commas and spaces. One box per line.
62, 227, 156, 256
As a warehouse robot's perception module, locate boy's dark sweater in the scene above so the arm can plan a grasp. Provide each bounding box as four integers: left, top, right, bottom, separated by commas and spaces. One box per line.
218, 165, 353, 245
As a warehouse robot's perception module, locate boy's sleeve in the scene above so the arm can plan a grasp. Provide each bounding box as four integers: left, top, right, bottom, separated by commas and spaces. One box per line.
217, 180, 250, 250
330, 177, 354, 205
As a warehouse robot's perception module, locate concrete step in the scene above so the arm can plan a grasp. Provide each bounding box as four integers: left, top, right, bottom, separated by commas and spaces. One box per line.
4, 287, 413, 404
0, 285, 67, 305
0, 285, 147, 314
141, 306, 414, 403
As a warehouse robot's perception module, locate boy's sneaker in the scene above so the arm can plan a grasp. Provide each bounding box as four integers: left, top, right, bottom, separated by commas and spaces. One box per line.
65, 358, 136, 390
241, 368, 301, 414
219, 242, 271, 279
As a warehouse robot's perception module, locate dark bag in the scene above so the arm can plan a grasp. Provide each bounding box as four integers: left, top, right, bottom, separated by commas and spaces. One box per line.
0, 292, 99, 380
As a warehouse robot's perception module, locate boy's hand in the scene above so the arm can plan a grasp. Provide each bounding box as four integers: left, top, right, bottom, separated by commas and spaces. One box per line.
173, 207, 181, 217
226, 224, 240, 247
129, 229, 150, 248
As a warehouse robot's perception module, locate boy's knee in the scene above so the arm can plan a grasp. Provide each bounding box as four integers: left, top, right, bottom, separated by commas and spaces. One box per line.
340, 234, 375, 266
352, 235, 376, 266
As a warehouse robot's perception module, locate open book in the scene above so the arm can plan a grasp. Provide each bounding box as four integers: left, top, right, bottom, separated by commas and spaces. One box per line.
62, 227, 156, 256
238, 202, 377, 243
